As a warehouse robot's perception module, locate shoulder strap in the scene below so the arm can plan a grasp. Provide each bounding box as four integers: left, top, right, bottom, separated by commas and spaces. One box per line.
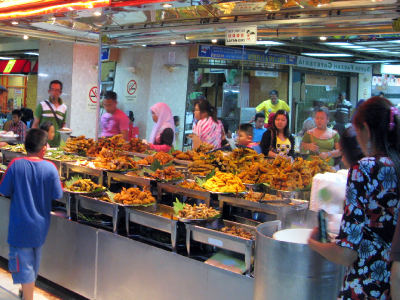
45, 101, 62, 128
310, 129, 314, 143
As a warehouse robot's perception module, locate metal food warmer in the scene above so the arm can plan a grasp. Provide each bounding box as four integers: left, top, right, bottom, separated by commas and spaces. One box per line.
65, 163, 105, 186
106, 171, 155, 191
157, 182, 212, 207
1, 149, 25, 162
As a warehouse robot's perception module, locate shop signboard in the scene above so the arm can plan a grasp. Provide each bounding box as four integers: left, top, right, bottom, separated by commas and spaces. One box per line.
124, 78, 138, 102
232, 2, 265, 13
226, 26, 257, 45
198, 45, 297, 65
101, 48, 110, 61
297, 56, 372, 74
255, 70, 279, 77
86, 85, 98, 113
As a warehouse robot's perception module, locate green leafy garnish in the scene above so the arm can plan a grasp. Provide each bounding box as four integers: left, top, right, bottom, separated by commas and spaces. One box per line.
167, 145, 175, 154
106, 191, 116, 203
65, 175, 82, 188
132, 156, 142, 162
195, 169, 215, 187
150, 159, 163, 172
59, 140, 66, 148
173, 198, 185, 215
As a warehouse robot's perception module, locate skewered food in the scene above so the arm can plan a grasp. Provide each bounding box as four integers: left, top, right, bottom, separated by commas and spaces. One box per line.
178, 180, 205, 191
177, 203, 219, 219
138, 151, 173, 165
220, 226, 254, 239
195, 142, 214, 153
92, 148, 137, 171
86, 135, 126, 157
64, 135, 94, 154
122, 138, 147, 153
113, 187, 155, 205
66, 179, 104, 192
188, 159, 215, 176
203, 172, 245, 193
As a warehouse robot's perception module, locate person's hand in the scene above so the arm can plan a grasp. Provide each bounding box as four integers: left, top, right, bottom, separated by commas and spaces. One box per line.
319, 152, 330, 160
249, 116, 255, 123
307, 142, 319, 152
308, 227, 320, 244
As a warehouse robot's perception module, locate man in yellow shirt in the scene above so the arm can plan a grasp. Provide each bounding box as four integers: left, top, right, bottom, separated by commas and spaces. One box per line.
255, 90, 290, 120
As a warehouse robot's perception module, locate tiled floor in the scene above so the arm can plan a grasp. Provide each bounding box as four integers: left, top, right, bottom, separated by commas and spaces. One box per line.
0, 258, 88, 300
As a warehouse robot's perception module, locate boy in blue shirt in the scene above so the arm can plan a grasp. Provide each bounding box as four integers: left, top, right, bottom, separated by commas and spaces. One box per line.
0, 128, 63, 300
238, 123, 262, 154
252, 113, 266, 143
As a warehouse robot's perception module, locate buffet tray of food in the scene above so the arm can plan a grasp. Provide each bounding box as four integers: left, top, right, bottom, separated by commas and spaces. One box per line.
64, 163, 105, 185
185, 220, 281, 276
124, 151, 149, 159
1, 148, 26, 161
125, 204, 181, 253
106, 171, 153, 189
157, 182, 212, 207
75, 194, 120, 233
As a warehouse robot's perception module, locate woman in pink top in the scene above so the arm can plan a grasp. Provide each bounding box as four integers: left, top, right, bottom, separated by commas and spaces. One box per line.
148, 102, 175, 152
192, 99, 224, 150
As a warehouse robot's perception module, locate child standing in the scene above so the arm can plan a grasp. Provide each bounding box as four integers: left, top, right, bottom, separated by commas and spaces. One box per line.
127, 111, 139, 139
237, 123, 261, 154
0, 129, 63, 300
174, 116, 181, 150
39, 121, 55, 149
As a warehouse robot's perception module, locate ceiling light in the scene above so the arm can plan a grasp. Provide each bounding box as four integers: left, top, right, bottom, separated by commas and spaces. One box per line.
339, 46, 367, 49
170, 41, 176, 45
211, 39, 217, 43
11, 21, 18, 25
301, 53, 354, 57
256, 41, 284, 46
24, 52, 39, 56
323, 42, 353, 46
50, 17, 56, 21
0, 57, 15, 60
142, 44, 146, 47
23, 35, 28, 40
370, 50, 389, 53
388, 40, 400, 44
355, 60, 400, 63
93, 11, 102, 16
319, 37, 327, 41
162, 3, 173, 8
356, 48, 380, 51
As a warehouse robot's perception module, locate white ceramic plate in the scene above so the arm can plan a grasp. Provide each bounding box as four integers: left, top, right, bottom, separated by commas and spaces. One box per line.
58, 130, 73, 134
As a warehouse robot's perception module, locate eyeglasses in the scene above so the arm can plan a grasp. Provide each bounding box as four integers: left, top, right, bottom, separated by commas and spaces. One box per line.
49, 88, 61, 93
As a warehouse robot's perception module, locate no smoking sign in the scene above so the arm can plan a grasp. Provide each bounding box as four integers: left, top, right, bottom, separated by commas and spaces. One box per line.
89, 87, 97, 103
127, 80, 137, 95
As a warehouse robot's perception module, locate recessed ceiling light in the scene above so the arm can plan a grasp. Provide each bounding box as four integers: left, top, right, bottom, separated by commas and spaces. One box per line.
319, 37, 327, 41
11, 21, 18, 25
23, 35, 29, 40
93, 11, 102, 16
162, 3, 173, 8
324, 42, 353, 46
256, 41, 284, 46
24, 52, 39, 56
170, 41, 176, 45
211, 39, 217, 43
142, 44, 146, 47
301, 53, 353, 57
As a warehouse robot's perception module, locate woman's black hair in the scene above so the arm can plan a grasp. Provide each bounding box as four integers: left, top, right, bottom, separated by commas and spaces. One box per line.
339, 126, 364, 166
39, 121, 54, 133
194, 99, 218, 123
173, 116, 180, 125
353, 96, 400, 193
127, 111, 134, 122
272, 109, 291, 138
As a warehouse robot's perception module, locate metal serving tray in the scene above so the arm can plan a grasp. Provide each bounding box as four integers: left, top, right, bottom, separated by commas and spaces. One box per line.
124, 151, 148, 158
106, 171, 153, 190
65, 163, 104, 185
53, 192, 72, 219
185, 220, 281, 276
75, 194, 120, 233
218, 195, 309, 228
125, 204, 180, 253
173, 159, 191, 166
157, 182, 212, 207
1, 149, 25, 162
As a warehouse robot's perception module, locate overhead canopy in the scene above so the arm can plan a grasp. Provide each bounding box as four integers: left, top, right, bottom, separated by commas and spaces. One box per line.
0, 59, 37, 74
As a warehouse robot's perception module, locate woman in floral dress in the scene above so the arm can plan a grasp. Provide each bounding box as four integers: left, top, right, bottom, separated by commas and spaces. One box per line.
308, 96, 400, 300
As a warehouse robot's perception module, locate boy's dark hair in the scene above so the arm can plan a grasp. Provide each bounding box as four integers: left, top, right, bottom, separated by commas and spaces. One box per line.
40, 121, 54, 133
105, 91, 117, 101
255, 112, 265, 122
239, 123, 254, 137
25, 129, 48, 153
173, 116, 180, 124
12, 109, 21, 118
269, 90, 279, 97
49, 80, 63, 91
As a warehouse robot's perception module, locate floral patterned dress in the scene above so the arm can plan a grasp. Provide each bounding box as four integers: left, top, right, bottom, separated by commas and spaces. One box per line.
336, 156, 400, 300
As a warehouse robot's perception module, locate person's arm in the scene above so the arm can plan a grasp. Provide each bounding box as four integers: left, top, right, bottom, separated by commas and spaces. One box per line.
32, 104, 42, 129
283, 101, 291, 112
260, 130, 273, 157
300, 131, 319, 153
288, 134, 295, 157
149, 144, 171, 152
192, 121, 201, 149
392, 261, 400, 300
255, 102, 264, 114
119, 113, 130, 141
308, 227, 358, 266
31, 117, 40, 129
149, 128, 174, 152
319, 132, 341, 160
21, 123, 27, 141
121, 129, 129, 141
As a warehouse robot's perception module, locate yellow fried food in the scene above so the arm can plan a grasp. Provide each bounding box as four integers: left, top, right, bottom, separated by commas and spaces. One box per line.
113, 187, 155, 205
203, 172, 245, 193
178, 203, 219, 219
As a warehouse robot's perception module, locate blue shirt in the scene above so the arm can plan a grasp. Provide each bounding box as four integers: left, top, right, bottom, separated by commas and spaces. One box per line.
0, 157, 63, 248
253, 127, 266, 143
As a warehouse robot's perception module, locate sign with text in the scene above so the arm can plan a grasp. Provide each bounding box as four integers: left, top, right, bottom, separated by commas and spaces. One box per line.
125, 78, 138, 102
255, 70, 279, 77
232, 2, 265, 13
198, 45, 297, 65
86, 85, 98, 113
225, 26, 257, 45
297, 56, 372, 74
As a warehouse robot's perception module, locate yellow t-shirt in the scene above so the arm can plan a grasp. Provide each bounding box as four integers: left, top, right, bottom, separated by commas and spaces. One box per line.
255, 99, 290, 119
276, 136, 291, 155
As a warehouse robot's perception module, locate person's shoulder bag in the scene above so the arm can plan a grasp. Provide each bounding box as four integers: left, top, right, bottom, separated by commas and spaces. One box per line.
45, 100, 62, 128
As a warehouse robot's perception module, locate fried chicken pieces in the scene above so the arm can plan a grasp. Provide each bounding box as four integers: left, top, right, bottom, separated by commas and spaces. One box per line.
92, 148, 138, 171
113, 187, 155, 205
86, 135, 126, 157
178, 180, 204, 191
122, 138, 147, 153
220, 226, 254, 239
177, 203, 219, 219
64, 135, 95, 154
147, 166, 183, 181
138, 152, 173, 165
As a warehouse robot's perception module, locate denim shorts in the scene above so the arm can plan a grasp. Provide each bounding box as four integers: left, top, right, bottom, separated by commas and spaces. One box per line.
8, 245, 42, 284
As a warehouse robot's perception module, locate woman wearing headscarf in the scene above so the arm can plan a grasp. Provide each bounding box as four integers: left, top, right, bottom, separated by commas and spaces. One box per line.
264, 112, 276, 129
148, 102, 175, 152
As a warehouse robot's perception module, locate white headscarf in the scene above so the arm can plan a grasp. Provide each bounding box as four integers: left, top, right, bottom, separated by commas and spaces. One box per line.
149, 102, 175, 144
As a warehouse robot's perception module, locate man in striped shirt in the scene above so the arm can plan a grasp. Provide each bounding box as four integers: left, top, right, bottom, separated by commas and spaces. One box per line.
32, 80, 68, 147
334, 92, 352, 126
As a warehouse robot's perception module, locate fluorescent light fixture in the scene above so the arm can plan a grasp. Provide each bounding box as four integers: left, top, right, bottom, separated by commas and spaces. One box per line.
324, 42, 353, 46
388, 40, 400, 44
339, 46, 367, 49
0, 56, 15, 60
381, 64, 400, 75
301, 53, 354, 57
319, 37, 327, 41
11, 21, 18, 25
256, 41, 284, 46
170, 41, 176, 45
211, 39, 217, 43
370, 50, 390, 53
23, 35, 28, 40
93, 11, 102, 16
356, 48, 380, 51
355, 60, 400, 63
142, 44, 146, 47
162, 3, 173, 8
24, 52, 39, 56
